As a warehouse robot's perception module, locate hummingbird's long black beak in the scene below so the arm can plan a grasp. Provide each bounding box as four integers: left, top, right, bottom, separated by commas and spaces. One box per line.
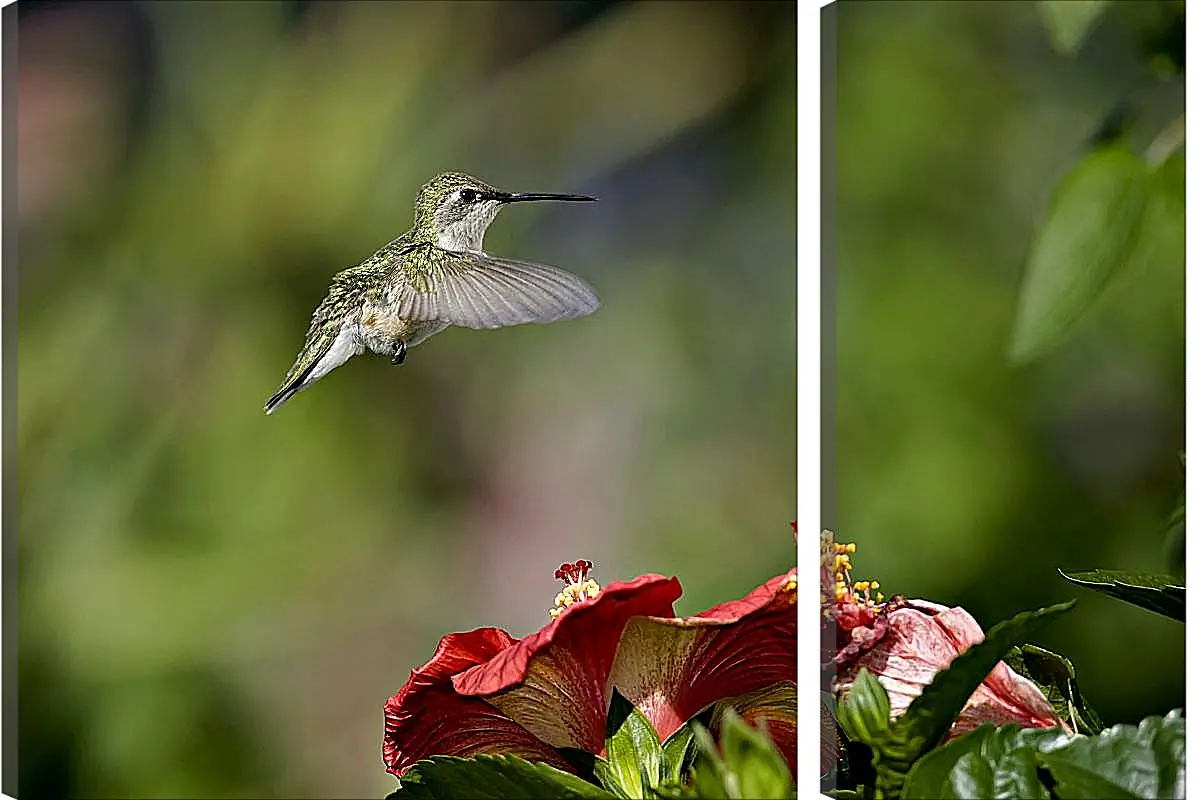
497, 192, 596, 203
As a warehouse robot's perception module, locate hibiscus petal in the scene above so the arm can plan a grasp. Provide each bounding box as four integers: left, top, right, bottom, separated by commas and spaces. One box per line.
383, 627, 570, 776
710, 680, 798, 778
412, 627, 519, 683
610, 570, 797, 742
835, 601, 961, 717
833, 600, 1068, 738
383, 688, 572, 777
950, 663, 1069, 737
454, 575, 683, 753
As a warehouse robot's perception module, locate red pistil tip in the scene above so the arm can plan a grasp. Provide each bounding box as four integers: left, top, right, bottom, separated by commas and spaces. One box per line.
549, 560, 601, 619
555, 559, 593, 585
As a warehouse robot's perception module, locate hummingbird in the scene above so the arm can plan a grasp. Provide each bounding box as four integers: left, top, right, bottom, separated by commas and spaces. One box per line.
264, 172, 600, 414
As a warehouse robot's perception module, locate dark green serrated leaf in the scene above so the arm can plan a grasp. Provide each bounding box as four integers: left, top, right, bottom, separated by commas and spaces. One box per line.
1041, 710, 1186, 799
901, 726, 984, 799
1005, 644, 1103, 735
838, 668, 892, 746
601, 688, 665, 798
661, 723, 695, 784
1039, 0, 1109, 54
1009, 146, 1151, 364
875, 602, 1075, 797
826, 791, 866, 800
902, 724, 1070, 800
1059, 569, 1185, 622
391, 753, 618, 799
718, 710, 795, 799
988, 748, 1050, 799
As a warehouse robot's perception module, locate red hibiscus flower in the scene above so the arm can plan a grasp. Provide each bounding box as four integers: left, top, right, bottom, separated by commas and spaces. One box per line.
823, 532, 1070, 741
383, 558, 797, 781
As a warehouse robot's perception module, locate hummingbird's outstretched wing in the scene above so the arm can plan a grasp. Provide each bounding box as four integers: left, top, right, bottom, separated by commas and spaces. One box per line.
389, 245, 600, 330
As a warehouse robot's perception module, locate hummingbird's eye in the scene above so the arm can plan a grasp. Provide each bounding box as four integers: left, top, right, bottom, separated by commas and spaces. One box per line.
458, 188, 478, 203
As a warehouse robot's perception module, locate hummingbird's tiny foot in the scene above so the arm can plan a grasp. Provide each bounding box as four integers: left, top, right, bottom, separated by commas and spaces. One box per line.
391, 339, 407, 365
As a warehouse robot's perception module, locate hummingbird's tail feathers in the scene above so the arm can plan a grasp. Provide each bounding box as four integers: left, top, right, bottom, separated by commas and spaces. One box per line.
263, 323, 360, 415
264, 378, 306, 415
264, 338, 328, 415
395, 252, 600, 330
264, 355, 323, 414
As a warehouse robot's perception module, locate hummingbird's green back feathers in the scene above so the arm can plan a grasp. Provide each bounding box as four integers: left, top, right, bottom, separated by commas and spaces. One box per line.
389, 244, 600, 329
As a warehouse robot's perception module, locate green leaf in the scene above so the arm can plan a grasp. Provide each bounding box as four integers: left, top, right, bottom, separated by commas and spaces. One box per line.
900, 712, 1188, 799
902, 724, 1070, 799
1058, 569, 1185, 622
648, 783, 698, 799
661, 723, 696, 784
593, 761, 633, 800
689, 724, 732, 800
837, 668, 893, 746
1009, 146, 1151, 364
1004, 644, 1104, 735
1039, 0, 1109, 54
684, 717, 795, 800
1040, 709, 1186, 799
718, 711, 795, 799
1118, 152, 1185, 299
390, 754, 618, 799
599, 688, 666, 798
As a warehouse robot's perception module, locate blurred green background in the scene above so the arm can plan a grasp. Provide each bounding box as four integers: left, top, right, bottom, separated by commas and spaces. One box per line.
16, 1, 795, 797
831, 0, 1183, 729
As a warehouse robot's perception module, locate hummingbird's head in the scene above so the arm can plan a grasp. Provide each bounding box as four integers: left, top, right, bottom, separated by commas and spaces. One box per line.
413, 172, 595, 251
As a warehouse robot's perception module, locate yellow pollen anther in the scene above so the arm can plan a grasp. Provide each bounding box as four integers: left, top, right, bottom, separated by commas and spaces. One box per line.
548, 573, 602, 621
826, 534, 883, 612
